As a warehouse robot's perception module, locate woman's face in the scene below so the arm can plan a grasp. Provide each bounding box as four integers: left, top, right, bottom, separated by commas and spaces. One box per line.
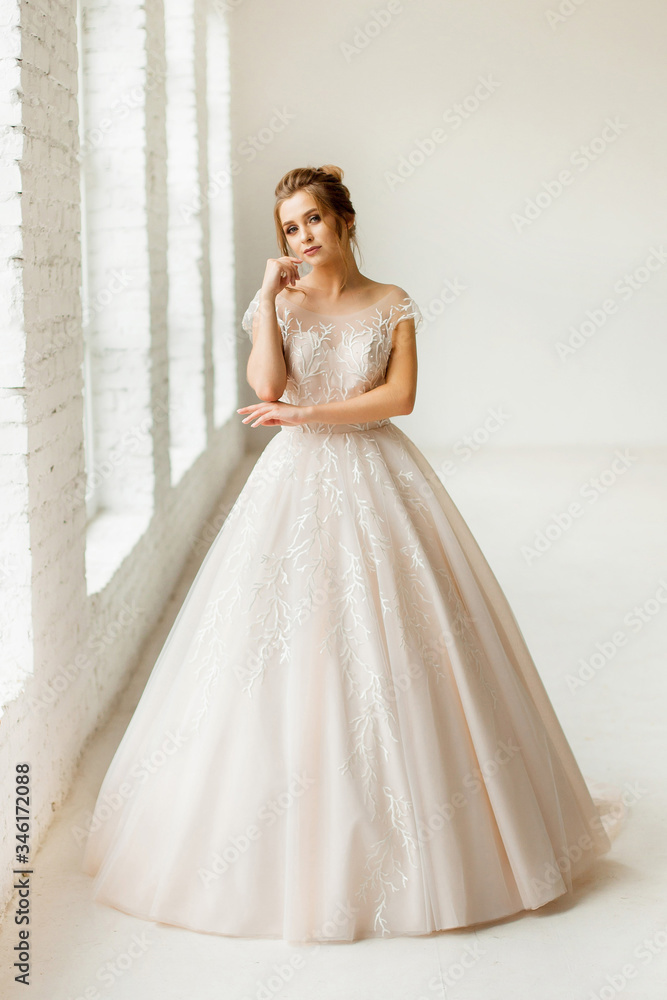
279, 189, 342, 266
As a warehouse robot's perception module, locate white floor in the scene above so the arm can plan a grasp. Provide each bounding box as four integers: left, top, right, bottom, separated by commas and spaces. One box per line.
1, 444, 666, 1000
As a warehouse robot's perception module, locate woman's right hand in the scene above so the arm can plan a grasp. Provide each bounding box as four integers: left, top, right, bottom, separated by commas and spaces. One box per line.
261, 255, 303, 299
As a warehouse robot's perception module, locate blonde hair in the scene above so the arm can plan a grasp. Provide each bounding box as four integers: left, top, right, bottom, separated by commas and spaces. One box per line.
273, 164, 363, 297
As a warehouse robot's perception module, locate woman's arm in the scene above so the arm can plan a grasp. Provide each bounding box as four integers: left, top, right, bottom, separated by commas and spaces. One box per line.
239, 318, 418, 428
246, 291, 288, 401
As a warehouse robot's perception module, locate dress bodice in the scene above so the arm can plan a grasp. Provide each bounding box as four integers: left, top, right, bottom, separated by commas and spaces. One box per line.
241, 285, 423, 433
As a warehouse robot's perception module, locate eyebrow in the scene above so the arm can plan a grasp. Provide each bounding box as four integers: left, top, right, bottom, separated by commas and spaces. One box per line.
280, 208, 319, 229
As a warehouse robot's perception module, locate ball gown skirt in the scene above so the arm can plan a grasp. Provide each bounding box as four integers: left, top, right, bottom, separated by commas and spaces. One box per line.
81, 285, 625, 942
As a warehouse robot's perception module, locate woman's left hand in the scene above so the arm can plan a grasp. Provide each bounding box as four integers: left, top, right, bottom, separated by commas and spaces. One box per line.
236, 401, 310, 428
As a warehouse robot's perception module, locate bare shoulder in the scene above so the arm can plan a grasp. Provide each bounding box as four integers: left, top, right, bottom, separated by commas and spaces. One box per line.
369, 281, 402, 296
362, 281, 404, 306
385, 283, 410, 298
376, 283, 413, 306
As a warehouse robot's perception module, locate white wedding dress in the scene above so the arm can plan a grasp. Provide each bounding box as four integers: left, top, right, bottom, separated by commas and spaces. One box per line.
81, 285, 625, 942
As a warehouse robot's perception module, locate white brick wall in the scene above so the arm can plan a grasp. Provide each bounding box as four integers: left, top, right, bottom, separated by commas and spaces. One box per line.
0, 0, 245, 920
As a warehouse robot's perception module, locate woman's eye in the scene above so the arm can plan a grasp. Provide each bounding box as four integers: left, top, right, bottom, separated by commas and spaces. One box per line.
286, 216, 318, 235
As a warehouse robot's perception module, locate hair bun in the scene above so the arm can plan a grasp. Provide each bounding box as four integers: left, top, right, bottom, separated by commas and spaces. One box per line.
318, 164, 344, 182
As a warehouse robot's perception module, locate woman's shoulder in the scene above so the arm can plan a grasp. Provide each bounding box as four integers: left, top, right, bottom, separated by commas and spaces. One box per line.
359, 281, 408, 305
379, 283, 412, 303
383, 285, 424, 334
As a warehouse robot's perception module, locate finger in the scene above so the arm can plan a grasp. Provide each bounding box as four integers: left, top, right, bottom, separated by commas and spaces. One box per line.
246, 407, 270, 424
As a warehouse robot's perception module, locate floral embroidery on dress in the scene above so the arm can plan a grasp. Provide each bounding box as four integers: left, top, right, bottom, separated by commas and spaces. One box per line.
241, 286, 423, 434
179, 284, 493, 933
81, 280, 618, 944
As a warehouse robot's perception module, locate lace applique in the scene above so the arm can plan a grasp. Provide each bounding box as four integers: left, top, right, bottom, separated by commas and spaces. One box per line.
355, 787, 420, 935
82, 278, 617, 943
385, 296, 423, 336
184, 285, 493, 932
241, 287, 423, 434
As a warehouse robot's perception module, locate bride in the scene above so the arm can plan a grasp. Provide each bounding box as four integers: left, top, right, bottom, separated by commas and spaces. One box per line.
82, 163, 624, 943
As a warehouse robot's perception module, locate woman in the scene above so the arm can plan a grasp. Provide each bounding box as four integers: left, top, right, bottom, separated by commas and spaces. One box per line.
82, 164, 623, 943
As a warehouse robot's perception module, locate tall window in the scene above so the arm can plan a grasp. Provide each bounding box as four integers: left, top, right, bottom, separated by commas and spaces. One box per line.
206, 3, 236, 427
165, 0, 207, 484
77, 0, 98, 524
77, 0, 157, 594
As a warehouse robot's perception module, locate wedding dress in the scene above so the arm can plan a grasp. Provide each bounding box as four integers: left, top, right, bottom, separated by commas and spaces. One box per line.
81, 285, 625, 942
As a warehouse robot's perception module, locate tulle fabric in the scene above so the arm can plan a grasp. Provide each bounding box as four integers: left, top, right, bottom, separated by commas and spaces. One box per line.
81, 422, 626, 942
81, 285, 626, 942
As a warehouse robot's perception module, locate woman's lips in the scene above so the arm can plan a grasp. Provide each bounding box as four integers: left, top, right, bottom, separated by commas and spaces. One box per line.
304, 246, 321, 256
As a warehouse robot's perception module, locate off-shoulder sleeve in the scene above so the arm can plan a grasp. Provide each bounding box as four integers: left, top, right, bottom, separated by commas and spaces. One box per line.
241, 288, 262, 341
386, 291, 424, 336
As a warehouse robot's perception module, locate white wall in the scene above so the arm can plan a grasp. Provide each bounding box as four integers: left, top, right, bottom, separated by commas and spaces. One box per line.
229, 0, 667, 451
